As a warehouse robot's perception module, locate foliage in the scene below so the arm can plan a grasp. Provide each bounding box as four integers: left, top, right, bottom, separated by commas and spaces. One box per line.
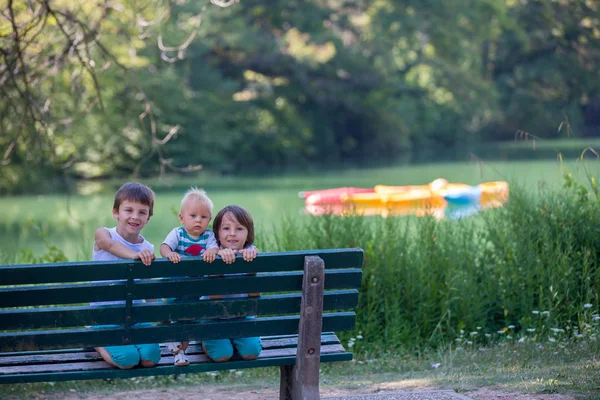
16, 219, 68, 264
2, 0, 600, 193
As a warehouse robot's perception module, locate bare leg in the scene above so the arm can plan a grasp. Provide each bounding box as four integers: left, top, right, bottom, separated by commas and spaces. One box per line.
140, 359, 157, 367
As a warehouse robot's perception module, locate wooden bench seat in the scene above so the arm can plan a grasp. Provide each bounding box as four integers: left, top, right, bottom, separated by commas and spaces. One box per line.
0, 248, 364, 399
0, 334, 349, 381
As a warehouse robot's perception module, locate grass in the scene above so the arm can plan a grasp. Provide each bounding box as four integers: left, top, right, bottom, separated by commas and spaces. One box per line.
2, 159, 600, 262
2, 334, 598, 399
2, 158, 600, 398
260, 171, 600, 353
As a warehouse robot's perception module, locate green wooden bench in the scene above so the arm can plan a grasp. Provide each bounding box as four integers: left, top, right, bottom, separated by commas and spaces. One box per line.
0, 248, 363, 399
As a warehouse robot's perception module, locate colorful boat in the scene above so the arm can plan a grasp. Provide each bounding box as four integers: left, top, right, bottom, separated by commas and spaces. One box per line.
302, 179, 509, 218
301, 187, 375, 206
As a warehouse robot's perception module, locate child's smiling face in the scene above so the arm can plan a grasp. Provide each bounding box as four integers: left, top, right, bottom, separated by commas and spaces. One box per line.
217, 212, 249, 250
112, 200, 151, 240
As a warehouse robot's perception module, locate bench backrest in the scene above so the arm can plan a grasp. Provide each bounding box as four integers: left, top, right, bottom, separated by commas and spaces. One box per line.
0, 249, 363, 352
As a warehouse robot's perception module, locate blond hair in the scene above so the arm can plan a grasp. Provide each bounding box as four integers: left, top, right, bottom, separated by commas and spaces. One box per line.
181, 187, 214, 213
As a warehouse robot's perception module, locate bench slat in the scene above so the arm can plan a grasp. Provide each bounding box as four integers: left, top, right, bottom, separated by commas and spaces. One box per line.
0, 313, 355, 352
1, 344, 347, 375
1, 290, 359, 330
0, 269, 362, 308
0, 345, 352, 384
0, 334, 342, 366
0, 333, 340, 358
0, 249, 364, 285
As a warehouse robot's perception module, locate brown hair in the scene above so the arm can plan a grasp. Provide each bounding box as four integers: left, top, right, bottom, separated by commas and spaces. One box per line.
113, 182, 155, 217
213, 205, 255, 248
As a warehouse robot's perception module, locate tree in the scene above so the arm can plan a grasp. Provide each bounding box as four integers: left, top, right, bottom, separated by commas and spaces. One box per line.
0, 0, 234, 193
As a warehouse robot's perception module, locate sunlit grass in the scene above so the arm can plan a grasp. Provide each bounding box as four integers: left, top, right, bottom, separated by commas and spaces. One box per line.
2, 159, 600, 261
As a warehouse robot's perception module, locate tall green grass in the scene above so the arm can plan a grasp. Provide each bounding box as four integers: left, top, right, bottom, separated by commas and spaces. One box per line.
263, 170, 600, 351
2, 163, 598, 354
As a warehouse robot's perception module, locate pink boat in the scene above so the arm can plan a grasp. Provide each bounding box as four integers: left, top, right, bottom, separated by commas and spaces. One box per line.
300, 187, 375, 206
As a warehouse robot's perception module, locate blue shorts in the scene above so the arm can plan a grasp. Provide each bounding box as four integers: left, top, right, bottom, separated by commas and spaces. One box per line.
93, 323, 161, 368
103, 343, 161, 368
203, 336, 262, 361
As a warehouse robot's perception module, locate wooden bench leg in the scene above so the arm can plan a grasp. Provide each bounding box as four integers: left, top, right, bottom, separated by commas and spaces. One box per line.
290, 256, 325, 400
280, 365, 294, 400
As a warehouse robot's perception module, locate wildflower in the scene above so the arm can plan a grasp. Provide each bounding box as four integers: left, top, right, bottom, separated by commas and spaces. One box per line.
467, 341, 473, 345
431, 363, 441, 369
548, 337, 556, 342
542, 311, 550, 316
518, 338, 525, 343
460, 329, 465, 334
476, 326, 482, 330
356, 335, 363, 340
508, 325, 515, 329
532, 310, 540, 314
584, 303, 593, 308
497, 330, 505, 334
550, 328, 565, 333
592, 314, 600, 321
526, 328, 536, 332
470, 332, 478, 336
485, 333, 491, 338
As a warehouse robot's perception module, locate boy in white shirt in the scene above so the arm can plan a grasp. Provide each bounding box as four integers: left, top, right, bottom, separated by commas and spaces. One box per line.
92, 182, 161, 369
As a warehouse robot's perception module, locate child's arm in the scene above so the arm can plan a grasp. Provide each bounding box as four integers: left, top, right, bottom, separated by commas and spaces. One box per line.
95, 228, 154, 266
160, 243, 181, 263
161, 228, 182, 263
240, 246, 258, 262
202, 247, 219, 263
203, 231, 219, 263
218, 248, 236, 264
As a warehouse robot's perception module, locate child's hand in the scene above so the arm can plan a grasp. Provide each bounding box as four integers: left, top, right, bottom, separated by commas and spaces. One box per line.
241, 247, 258, 262
168, 252, 181, 263
134, 249, 155, 266
218, 248, 236, 264
203, 248, 218, 263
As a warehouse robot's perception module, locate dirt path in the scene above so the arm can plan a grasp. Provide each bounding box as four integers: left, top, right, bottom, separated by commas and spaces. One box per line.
23, 384, 576, 400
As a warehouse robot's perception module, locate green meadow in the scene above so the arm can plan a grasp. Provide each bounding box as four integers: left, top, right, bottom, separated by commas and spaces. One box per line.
2, 158, 600, 398
2, 159, 599, 262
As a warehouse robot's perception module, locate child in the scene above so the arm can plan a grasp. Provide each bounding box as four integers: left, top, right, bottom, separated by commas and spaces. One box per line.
92, 182, 161, 370
160, 187, 219, 366
202, 205, 262, 362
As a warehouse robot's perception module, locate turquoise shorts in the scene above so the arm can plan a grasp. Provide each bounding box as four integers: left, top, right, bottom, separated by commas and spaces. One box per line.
93, 323, 161, 368
203, 336, 262, 361
103, 343, 161, 368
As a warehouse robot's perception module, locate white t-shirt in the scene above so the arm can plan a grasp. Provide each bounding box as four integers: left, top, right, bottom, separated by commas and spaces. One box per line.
91, 227, 154, 306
